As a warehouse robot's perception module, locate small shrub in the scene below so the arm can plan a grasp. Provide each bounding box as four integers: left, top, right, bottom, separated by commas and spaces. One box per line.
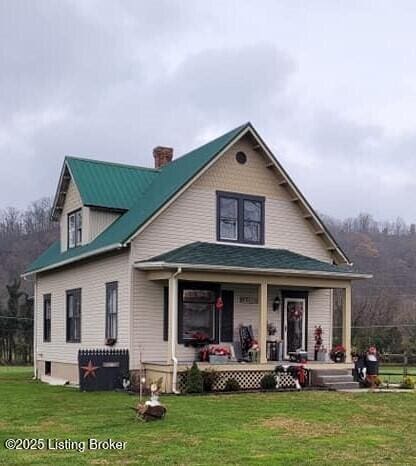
185, 362, 203, 393
400, 376, 415, 389
224, 378, 241, 392
202, 369, 219, 392
260, 373, 276, 390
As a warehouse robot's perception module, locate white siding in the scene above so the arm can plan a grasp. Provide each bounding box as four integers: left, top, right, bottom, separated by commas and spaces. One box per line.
35, 251, 130, 373
130, 135, 333, 365
307, 289, 332, 359
88, 209, 120, 242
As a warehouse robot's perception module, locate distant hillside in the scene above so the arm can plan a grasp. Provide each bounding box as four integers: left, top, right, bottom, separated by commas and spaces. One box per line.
0, 201, 415, 354
323, 213, 416, 353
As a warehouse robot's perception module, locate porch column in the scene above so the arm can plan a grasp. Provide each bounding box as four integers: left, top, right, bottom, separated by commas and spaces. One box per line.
167, 274, 179, 363
342, 284, 352, 363
259, 281, 268, 364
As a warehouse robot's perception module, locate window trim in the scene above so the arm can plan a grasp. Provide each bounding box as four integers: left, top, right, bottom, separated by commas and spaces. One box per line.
216, 191, 265, 245
43, 294, 51, 343
66, 288, 81, 343
105, 282, 118, 340
67, 208, 82, 249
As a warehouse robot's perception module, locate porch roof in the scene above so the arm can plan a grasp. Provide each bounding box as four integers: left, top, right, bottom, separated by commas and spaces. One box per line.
136, 242, 371, 280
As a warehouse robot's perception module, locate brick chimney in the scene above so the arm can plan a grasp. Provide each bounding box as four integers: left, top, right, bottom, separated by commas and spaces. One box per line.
153, 146, 173, 168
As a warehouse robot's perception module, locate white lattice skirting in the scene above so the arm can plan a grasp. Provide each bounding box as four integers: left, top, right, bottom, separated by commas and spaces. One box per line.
177, 369, 298, 392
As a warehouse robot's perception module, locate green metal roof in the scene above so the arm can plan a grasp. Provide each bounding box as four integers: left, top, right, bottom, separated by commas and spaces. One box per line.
26, 123, 248, 274
140, 242, 365, 277
66, 157, 159, 210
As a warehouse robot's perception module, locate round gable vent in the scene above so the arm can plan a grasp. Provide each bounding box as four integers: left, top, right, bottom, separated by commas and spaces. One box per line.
236, 151, 247, 164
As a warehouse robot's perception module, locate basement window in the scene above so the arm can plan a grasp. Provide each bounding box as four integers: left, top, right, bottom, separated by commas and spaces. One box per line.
45, 361, 51, 376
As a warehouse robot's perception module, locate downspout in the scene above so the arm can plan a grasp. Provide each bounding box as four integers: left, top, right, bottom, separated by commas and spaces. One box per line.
171, 267, 182, 394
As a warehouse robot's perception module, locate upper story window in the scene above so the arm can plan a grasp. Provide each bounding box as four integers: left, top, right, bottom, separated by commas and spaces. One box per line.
68, 209, 82, 248
217, 191, 265, 245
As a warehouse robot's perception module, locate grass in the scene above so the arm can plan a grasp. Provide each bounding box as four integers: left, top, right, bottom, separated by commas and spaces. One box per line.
0, 367, 416, 465
379, 365, 416, 384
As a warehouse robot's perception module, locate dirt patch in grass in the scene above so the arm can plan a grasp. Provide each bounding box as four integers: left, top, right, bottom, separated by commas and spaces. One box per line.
262, 417, 344, 438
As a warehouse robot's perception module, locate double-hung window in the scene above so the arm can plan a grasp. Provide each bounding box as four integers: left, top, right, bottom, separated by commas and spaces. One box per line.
217, 192, 265, 244
66, 289, 81, 342
43, 294, 51, 342
105, 282, 118, 340
68, 209, 82, 248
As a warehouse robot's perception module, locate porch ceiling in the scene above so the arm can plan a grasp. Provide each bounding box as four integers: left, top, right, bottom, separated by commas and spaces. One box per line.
135, 242, 371, 281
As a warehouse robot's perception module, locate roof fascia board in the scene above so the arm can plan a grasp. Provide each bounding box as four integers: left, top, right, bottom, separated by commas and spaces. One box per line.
51, 158, 87, 221
134, 260, 372, 280
125, 125, 251, 245
51, 160, 70, 221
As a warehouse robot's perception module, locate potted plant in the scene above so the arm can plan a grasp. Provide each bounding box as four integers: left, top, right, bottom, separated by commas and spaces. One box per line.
209, 345, 231, 364
248, 340, 260, 363
330, 344, 346, 363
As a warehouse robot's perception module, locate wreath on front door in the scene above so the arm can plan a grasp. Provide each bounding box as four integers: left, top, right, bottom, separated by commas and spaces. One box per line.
288, 306, 303, 321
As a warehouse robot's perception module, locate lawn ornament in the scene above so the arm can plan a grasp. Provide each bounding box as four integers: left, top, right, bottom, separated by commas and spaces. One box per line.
132, 380, 166, 422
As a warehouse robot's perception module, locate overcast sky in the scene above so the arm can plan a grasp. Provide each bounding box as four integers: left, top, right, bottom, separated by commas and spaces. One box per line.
1, 1, 416, 222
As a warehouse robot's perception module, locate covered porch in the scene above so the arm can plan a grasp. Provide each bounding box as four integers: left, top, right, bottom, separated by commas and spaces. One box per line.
135, 242, 370, 392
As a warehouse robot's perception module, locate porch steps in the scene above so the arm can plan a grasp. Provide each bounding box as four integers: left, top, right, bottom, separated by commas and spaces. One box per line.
313, 370, 360, 391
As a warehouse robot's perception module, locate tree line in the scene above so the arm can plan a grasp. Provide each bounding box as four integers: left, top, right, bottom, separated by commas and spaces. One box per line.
1, 199, 416, 363
0, 198, 58, 364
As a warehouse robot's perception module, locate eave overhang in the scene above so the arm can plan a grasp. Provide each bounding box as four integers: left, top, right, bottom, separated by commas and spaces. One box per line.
134, 260, 372, 281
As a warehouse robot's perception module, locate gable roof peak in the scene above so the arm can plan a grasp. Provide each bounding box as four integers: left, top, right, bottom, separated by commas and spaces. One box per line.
27, 121, 349, 274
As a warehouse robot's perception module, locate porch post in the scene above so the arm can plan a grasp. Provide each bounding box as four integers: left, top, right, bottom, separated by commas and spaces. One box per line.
342, 284, 352, 363
167, 274, 179, 363
259, 281, 268, 364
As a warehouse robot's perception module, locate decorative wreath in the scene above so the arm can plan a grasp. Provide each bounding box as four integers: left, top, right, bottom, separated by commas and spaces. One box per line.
288, 307, 303, 321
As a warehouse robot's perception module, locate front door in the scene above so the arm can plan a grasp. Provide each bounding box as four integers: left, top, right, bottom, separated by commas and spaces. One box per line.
283, 298, 306, 359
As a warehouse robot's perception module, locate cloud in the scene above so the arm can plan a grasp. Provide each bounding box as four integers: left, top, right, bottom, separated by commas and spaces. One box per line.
0, 1, 415, 223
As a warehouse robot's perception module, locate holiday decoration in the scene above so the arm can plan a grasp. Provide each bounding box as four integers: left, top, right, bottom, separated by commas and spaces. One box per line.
330, 344, 346, 363
216, 296, 224, 310
314, 325, 323, 361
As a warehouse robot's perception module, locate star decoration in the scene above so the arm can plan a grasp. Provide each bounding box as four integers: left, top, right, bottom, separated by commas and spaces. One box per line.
81, 360, 100, 379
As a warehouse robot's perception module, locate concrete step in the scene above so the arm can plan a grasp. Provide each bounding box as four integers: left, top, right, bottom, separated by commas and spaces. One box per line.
316, 374, 354, 384
325, 381, 360, 390
313, 369, 350, 376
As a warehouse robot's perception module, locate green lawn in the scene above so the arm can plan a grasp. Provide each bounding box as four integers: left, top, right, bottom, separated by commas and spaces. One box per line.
379, 365, 416, 384
1, 367, 416, 465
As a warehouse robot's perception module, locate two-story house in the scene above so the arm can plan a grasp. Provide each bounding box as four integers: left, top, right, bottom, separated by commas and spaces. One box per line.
25, 123, 370, 392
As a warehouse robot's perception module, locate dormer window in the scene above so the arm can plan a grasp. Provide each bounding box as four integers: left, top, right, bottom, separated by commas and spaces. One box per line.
68, 209, 82, 248
217, 191, 265, 245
